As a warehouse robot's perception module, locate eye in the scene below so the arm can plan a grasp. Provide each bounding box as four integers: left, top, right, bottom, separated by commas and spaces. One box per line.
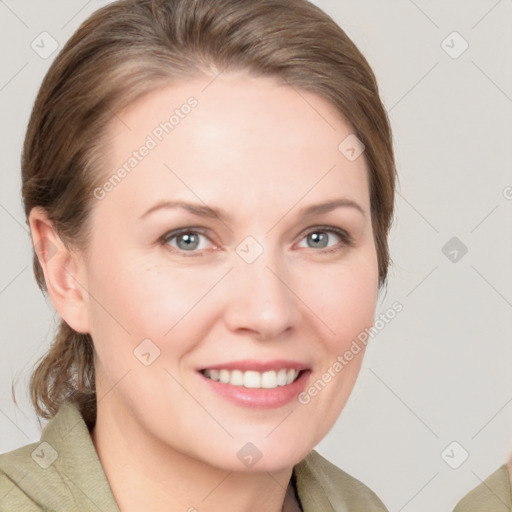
159, 225, 353, 257
160, 228, 214, 256
297, 226, 353, 253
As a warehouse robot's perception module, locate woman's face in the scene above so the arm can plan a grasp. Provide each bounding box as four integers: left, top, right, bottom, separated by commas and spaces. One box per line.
81, 73, 379, 471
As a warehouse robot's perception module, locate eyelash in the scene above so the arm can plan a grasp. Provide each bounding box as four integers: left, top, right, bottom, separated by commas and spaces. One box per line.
159, 226, 354, 257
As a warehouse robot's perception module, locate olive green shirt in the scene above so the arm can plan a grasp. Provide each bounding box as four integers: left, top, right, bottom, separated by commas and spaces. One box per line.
0, 401, 388, 511
453, 464, 512, 512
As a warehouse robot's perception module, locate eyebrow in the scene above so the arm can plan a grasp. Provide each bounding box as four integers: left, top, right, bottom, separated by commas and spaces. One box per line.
139, 197, 366, 222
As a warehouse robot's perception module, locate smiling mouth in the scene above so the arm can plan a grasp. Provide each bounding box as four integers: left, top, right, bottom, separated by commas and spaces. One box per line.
199, 368, 304, 389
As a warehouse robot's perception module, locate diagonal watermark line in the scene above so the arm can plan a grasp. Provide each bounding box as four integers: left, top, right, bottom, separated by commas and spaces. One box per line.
266, 164, 336, 234
163, 368, 234, 438
0, 406, 30, 440
61, 0, 92, 29
0, 266, 28, 296
0, 471, 29, 504
0, 1, 29, 28
163, 267, 234, 336
387, 62, 439, 113
470, 205, 499, 233
63, 268, 132, 335
0, 62, 29, 92
265, 470, 294, 496
61, 472, 104, 511
472, 397, 512, 439
266, 409, 295, 438
471, 266, 512, 308
164, 163, 233, 233
398, 472, 439, 511
406, 266, 438, 297
0, 204, 29, 233
62, 369, 132, 439
471, 470, 511, 509
472, 61, 512, 104
471, 0, 503, 30
407, 0, 439, 28
397, 192, 439, 233
265, 265, 336, 335
97, 369, 132, 404
369, 368, 439, 438
201, 470, 233, 502
200, 62, 231, 93
285, 80, 337, 131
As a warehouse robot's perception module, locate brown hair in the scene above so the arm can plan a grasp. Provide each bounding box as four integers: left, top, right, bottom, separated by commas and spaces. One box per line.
18, 0, 396, 425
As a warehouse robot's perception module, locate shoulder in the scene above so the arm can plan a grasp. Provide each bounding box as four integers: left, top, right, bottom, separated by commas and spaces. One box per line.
0, 401, 94, 511
0, 441, 47, 511
453, 464, 512, 512
294, 449, 388, 511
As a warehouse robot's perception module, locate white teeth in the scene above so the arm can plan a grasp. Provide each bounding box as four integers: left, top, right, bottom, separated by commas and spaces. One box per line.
231, 369, 244, 386
261, 370, 277, 388
276, 369, 288, 386
203, 368, 300, 388
243, 371, 261, 388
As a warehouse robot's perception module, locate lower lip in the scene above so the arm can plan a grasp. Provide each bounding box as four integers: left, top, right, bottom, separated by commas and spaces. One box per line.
198, 370, 311, 409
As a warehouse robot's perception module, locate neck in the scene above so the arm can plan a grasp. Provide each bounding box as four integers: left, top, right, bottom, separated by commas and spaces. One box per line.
90, 396, 294, 512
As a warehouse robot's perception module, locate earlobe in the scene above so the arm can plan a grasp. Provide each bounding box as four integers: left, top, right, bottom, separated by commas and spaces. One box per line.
28, 206, 90, 334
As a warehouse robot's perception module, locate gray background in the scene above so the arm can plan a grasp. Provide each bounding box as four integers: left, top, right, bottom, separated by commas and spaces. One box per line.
1, 1, 511, 510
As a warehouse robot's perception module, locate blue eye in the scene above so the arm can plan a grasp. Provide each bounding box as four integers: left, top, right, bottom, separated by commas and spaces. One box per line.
161, 229, 212, 255
298, 227, 353, 253
159, 226, 353, 257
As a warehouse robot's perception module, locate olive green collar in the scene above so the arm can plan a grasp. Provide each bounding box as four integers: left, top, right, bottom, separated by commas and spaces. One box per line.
1, 401, 387, 511
453, 464, 512, 511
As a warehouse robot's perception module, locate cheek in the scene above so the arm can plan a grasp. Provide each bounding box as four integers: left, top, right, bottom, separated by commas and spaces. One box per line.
299, 256, 379, 349
120, 265, 220, 334
87, 256, 223, 365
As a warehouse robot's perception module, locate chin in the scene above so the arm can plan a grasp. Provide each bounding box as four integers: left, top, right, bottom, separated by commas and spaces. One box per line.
209, 437, 315, 474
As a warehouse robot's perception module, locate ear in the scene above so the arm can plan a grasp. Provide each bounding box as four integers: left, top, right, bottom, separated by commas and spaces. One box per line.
28, 206, 90, 334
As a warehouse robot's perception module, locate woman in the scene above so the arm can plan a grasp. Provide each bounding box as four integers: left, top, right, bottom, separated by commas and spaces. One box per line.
0, 0, 396, 510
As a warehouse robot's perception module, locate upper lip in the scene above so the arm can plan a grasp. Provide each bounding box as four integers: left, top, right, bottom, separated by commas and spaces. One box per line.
198, 359, 309, 372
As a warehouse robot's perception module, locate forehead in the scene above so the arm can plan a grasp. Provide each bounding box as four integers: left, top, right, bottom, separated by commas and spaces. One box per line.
97, 74, 370, 217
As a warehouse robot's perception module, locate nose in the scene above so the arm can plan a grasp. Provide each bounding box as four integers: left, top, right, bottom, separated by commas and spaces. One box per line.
222, 246, 301, 341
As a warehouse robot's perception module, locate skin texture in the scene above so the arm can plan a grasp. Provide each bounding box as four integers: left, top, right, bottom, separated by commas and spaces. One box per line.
29, 73, 379, 512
